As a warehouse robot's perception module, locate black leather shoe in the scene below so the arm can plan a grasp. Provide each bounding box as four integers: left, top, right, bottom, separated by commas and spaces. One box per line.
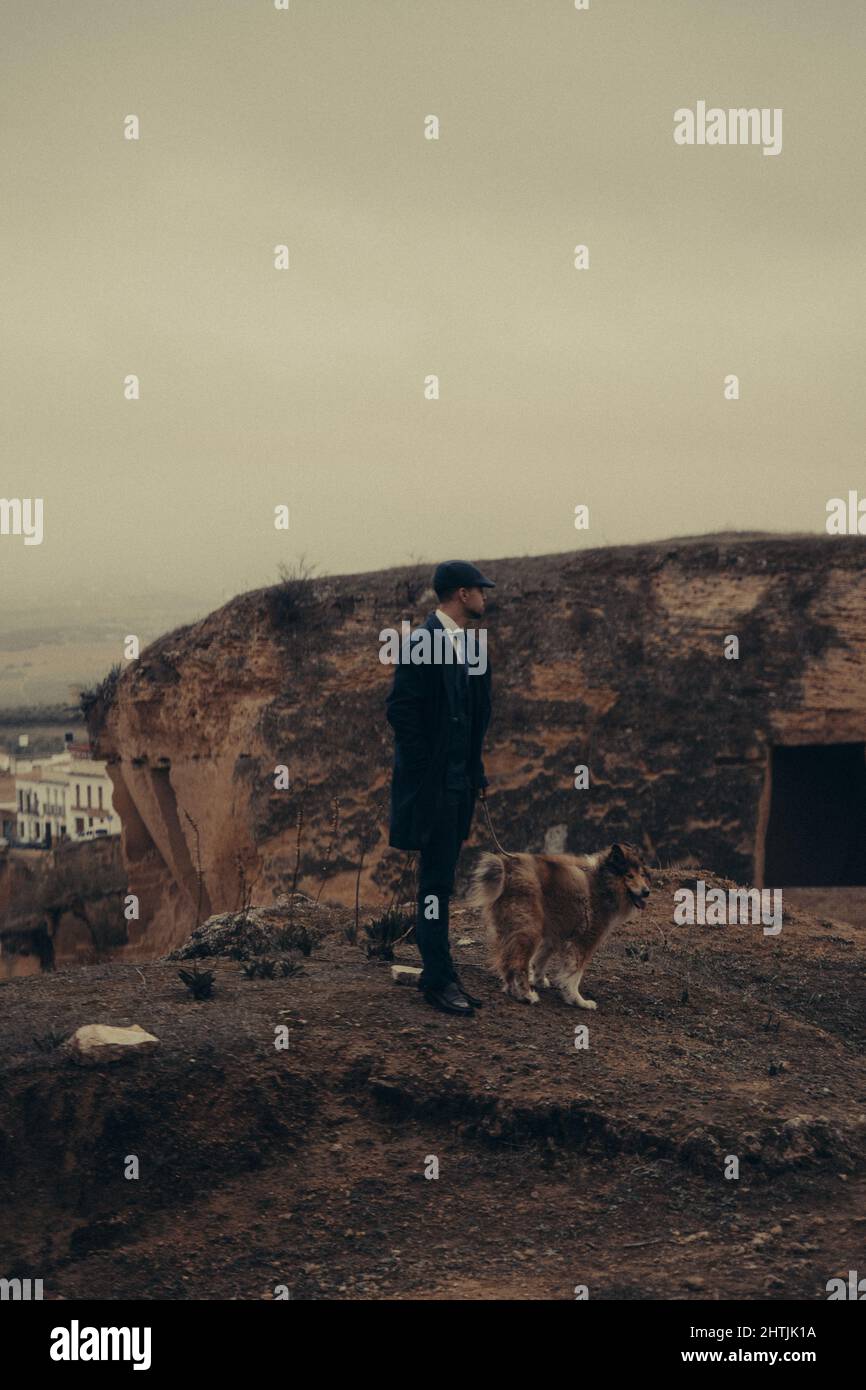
452, 974, 483, 1007
423, 981, 475, 1016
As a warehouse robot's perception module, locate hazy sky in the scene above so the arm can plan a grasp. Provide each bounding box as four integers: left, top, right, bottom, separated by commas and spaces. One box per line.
2, 0, 864, 615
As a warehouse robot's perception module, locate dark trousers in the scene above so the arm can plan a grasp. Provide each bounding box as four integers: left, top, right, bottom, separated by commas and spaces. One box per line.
416, 787, 471, 991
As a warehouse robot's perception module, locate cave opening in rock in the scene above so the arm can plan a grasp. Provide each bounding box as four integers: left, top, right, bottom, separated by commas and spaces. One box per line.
763, 743, 866, 886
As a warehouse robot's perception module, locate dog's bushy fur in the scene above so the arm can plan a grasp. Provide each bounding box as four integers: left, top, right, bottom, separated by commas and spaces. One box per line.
465, 842, 652, 1009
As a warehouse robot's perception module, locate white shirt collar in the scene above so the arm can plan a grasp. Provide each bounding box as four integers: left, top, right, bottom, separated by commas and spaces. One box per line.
435, 608, 462, 633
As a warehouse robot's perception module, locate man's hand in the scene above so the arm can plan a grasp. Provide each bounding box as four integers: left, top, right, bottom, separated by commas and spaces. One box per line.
479, 785, 487, 802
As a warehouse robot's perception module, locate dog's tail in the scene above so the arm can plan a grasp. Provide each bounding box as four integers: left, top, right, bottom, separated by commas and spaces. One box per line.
464, 853, 506, 909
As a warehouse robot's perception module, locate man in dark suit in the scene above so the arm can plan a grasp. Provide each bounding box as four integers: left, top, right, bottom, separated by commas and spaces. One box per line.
385, 560, 494, 1016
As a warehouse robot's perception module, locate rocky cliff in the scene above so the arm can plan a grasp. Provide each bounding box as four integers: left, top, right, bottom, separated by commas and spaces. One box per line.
0, 837, 126, 977
87, 534, 866, 957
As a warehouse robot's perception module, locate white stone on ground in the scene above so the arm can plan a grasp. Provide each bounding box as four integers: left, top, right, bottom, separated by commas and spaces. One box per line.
64, 1023, 159, 1064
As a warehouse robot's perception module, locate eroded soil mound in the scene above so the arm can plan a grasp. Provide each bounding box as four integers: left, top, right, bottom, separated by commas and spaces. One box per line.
0, 869, 863, 1300
168, 898, 327, 962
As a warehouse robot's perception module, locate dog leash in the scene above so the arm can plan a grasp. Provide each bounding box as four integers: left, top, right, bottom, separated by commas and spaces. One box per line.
481, 795, 518, 860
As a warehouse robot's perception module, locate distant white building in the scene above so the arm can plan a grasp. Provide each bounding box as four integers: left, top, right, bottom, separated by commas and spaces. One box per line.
0, 770, 16, 842
66, 758, 120, 840
16, 770, 68, 846
12, 742, 120, 846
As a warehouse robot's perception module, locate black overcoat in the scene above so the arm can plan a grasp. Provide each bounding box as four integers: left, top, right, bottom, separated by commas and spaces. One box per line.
385, 613, 492, 850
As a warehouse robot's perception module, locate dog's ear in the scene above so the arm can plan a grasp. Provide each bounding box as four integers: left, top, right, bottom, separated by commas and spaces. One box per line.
608, 842, 628, 873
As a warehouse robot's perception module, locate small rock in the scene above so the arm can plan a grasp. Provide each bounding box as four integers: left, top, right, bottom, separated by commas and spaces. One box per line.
65, 1024, 159, 1065
391, 965, 422, 986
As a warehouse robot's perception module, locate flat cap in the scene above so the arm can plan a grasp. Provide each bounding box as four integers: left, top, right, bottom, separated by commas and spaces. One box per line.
432, 560, 496, 595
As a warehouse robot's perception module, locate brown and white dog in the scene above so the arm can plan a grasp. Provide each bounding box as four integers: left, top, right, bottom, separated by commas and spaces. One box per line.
465, 842, 652, 1009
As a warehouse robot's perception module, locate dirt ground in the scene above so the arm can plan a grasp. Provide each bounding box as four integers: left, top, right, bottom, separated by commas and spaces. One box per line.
1, 868, 864, 1301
